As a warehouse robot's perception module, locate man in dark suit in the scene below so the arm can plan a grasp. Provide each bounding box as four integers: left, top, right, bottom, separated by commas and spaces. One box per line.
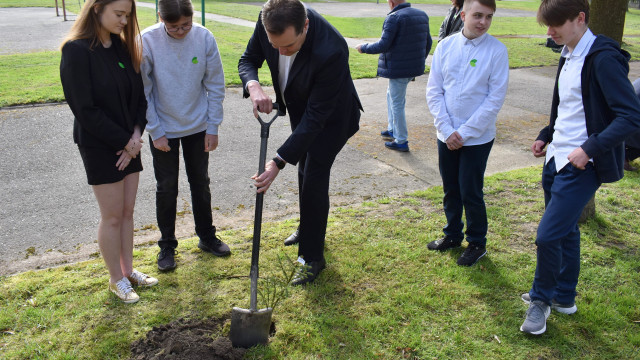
238, 0, 362, 285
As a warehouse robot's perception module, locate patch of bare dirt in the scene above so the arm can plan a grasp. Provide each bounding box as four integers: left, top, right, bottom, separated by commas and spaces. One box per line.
129, 316, 246, 360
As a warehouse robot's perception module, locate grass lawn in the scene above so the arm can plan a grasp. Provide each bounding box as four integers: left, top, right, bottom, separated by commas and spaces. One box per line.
1, 165, 639, 359
3, 1, 640, 107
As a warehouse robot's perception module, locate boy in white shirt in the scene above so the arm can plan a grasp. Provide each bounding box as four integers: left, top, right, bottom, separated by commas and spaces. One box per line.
426, 0, 508, 266
521, 0, 640, 335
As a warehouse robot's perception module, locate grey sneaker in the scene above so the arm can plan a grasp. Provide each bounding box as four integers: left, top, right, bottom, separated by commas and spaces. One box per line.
520, 300, 551, 335
521, 293, 577, 315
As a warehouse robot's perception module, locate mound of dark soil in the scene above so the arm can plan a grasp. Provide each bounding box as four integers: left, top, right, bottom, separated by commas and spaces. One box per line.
129, 316, 246, 360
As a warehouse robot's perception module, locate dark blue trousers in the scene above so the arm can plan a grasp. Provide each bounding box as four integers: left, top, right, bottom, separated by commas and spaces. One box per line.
149, 131, 216, 250
530, 158, 601, 305
437, 139, 493, 247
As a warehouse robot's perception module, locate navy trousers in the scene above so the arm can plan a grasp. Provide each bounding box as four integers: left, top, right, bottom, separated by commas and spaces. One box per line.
530, 157, 601, 305
437, 139, 493, 247
149, 131, 216, 250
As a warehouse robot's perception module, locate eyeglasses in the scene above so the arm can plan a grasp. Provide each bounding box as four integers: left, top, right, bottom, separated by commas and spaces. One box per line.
165, 23, 192, 33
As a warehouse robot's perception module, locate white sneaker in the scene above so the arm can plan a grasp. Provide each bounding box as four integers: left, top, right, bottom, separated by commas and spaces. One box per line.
127, 269, 159, 287
109, 277, 139, 304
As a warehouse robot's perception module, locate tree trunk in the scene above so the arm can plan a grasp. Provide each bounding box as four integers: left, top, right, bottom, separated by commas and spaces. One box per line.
590, 0, 628, 44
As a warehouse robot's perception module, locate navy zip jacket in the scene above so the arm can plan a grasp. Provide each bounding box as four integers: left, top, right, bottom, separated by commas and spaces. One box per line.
537, 35, 640, 183
359, 2, 431, 79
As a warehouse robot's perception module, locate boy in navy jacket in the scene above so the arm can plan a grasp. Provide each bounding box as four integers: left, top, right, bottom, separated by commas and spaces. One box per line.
521, 0, 640, 335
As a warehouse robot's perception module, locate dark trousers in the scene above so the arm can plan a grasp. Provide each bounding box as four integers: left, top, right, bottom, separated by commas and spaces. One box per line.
437, 139, 493, 247
296, 139, 346, 263
530, 158, 601, 305
149, 131, 216, 250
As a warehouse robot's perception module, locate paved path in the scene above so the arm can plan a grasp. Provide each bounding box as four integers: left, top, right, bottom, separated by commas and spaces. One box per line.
0, 8, 73, 54
2, 6, 639, 275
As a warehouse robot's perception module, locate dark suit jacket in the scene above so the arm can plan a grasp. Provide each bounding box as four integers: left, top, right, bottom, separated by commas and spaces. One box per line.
238, 7, 362, 165
60, 34, 147, 151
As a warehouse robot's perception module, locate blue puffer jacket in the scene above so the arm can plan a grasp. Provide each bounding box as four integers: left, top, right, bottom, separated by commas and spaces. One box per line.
360, 3, 431, 79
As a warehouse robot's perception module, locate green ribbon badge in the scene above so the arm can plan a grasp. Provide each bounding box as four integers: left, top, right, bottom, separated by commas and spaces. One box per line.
470, 59, 477, 67
192, 57, 198, 64
118, 62, 125, 69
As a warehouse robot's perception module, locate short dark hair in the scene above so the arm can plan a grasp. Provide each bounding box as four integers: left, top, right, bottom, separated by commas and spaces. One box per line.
261, 0, 307, 35
537, 0, 589, 27
463, 0, 496, 13
455, 0, 464, 9
159, 0, 194, 23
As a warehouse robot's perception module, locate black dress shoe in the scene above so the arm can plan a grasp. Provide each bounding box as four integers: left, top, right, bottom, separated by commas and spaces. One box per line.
284, 229, 300, 246
291, 258, 326, 286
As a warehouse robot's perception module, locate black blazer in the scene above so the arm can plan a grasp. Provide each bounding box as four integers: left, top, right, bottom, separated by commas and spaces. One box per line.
60, 34, 147, 150
238, 7, 362, 165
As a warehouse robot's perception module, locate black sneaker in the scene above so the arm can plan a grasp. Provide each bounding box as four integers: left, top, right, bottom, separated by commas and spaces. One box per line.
157, 248, 177, 271
198, 235, 231, 257
427, 237, 462, 251
456, 244, 486, 266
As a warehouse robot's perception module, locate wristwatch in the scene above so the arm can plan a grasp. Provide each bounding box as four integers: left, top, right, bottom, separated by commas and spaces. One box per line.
272, 156, 286, 170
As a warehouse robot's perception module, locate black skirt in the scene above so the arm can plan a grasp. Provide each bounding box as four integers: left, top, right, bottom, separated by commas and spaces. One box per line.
78, 145, 143, 185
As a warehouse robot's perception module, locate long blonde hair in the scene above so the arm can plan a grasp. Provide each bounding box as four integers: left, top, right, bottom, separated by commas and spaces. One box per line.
61, 0, 142, 72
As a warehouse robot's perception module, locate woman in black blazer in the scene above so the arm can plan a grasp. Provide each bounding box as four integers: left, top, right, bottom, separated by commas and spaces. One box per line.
60, 0, 157, 304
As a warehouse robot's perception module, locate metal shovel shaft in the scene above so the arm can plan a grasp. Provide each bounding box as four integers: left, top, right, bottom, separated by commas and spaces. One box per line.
249, 123, 270, 311
249, 105, 281, 312
230, 105, 282, 349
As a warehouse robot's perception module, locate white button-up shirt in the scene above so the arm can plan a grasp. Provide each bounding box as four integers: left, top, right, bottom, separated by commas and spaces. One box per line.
545, 29, 596, 172
278, 52, 297, 101
426, 31, 509, 146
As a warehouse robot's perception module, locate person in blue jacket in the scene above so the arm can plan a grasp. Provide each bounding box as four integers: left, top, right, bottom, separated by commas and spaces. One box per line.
521, 0, 640, 335
356, 0, 431, 152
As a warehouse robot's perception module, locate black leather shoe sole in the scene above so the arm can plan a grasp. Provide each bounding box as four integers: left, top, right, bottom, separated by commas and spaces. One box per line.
284, 230, 300, 246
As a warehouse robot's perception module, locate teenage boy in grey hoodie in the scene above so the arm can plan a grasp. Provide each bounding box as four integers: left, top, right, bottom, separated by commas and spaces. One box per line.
140, 0, 229, 271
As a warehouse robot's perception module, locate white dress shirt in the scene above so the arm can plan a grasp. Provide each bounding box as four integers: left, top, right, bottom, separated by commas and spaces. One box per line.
545, 29, 596, 172
278, 52, 297, 101
426, 31, 509, 146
